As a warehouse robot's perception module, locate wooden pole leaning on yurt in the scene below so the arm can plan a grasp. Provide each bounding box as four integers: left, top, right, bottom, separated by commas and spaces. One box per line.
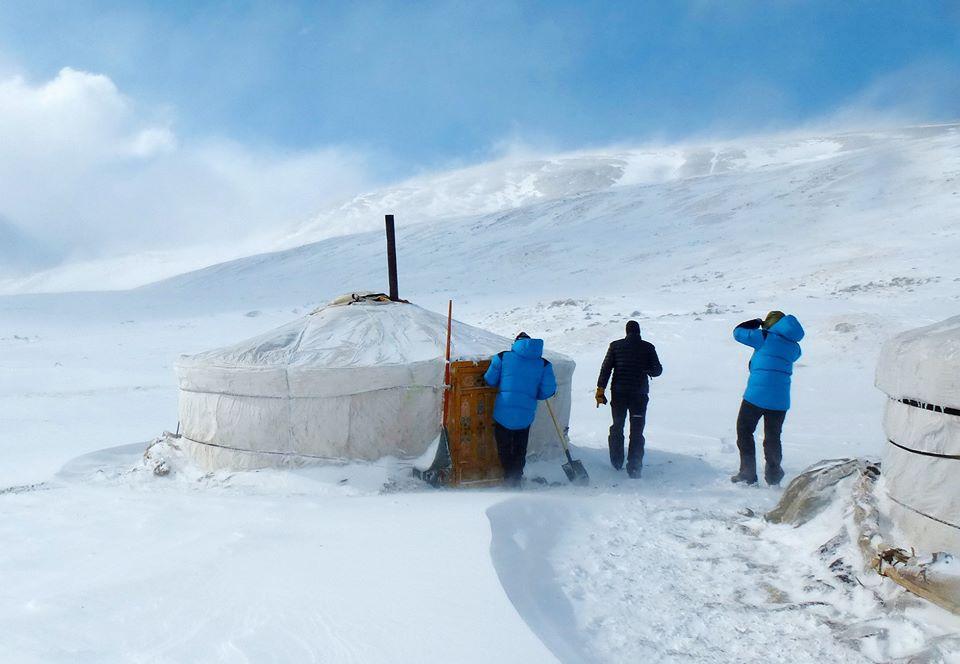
385, 214, 399, 301
442, 299, 453, 427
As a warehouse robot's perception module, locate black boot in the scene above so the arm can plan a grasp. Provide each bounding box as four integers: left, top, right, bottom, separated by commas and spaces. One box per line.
764, 463, 784, 487
731, 456, 758, 485
609, 442, 624, 471
627, 465, 642, 479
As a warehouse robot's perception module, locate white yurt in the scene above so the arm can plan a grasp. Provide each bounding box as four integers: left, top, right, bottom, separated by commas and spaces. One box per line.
175, 293, 575, 471
875, 314, 960, 554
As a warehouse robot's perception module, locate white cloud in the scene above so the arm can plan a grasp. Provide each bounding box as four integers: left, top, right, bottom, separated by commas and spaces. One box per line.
127, 127, 177, 158
0, 67, 372, 272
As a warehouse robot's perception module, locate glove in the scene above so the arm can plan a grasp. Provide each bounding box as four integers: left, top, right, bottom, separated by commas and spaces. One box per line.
736, 318, 763, 329
595, 388, 607, 407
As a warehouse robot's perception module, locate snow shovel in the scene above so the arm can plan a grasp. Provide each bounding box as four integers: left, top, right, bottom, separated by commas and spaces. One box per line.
545, 399, 589, 485
413, 300, 454, 486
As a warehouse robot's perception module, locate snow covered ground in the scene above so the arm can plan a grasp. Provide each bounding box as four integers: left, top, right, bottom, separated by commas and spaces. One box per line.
1, 124, 959, 662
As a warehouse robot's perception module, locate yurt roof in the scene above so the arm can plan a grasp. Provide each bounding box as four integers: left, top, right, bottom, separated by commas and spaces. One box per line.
876, 314, 960, 409
176, 294, 573, 371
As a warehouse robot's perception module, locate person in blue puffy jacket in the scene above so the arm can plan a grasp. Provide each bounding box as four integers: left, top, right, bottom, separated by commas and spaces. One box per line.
484, 332, 558, 487
730, 311, 805, 486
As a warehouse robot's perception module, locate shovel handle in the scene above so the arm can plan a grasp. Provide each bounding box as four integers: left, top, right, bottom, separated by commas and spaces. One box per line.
545, 399, 570, 455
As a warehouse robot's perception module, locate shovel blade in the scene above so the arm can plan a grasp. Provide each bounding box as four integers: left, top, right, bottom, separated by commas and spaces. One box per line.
413, 428, 452, 487
562, 459, 590, 486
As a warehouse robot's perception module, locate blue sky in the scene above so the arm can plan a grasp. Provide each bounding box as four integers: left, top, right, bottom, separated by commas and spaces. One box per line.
0, 1, 958, 271
2, 1, 958, 174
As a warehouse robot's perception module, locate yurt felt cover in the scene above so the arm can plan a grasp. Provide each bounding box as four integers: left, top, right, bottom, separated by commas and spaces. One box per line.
876, 315, 960, 553
176, 299, 575, 470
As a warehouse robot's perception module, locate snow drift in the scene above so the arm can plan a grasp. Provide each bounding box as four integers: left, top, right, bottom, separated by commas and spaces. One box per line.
175, 296, 575, 470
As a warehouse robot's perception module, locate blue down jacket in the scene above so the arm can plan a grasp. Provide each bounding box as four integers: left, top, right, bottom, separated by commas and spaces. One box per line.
734, 314, 805, 411
484, 337, 558, 430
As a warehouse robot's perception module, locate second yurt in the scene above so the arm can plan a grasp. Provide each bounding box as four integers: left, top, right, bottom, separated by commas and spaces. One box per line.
875, 315, 960, 554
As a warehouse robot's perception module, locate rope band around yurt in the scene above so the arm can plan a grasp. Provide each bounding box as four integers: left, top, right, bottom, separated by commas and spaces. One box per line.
885, 395, 960, 532
885, 397, 960, 458
887, 438, 960, 460
182, 436, 349, 463
886, 493, 960, 532
894, 397, 960, 418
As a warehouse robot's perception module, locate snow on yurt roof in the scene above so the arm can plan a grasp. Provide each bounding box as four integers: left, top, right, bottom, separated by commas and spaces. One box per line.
177, 292, 572, 371
173, 293, 576, 467
876, 314, 960, 409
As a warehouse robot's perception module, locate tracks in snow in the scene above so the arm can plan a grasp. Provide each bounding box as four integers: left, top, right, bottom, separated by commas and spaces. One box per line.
488, 491, 872, 663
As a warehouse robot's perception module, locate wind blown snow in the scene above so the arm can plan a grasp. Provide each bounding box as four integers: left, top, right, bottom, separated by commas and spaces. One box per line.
1, 123, 959, 662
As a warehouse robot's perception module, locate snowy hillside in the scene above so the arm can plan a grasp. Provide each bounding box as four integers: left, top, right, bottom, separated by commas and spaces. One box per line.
279, 131, 850, 249
143, 123, 960, 309
6, 123, 958, 295
2, 123, 960, 662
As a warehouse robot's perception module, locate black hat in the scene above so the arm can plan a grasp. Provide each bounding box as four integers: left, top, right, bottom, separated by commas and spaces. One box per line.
625, 320, 640, 335
515, 331, 531, 340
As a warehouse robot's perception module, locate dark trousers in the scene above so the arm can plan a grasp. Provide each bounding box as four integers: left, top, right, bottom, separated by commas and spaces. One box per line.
494, 423, 530, 485
735, 399, 786, 475
609, 391, 649, 471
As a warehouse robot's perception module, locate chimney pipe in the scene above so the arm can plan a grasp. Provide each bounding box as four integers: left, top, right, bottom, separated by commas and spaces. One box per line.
385, 214, 399, 301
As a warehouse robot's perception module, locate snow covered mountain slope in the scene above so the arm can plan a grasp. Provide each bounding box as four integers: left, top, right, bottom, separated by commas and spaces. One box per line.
2, 123, 960, 663
133, 122, 959, 314
278, 130, 849, 249
4, 123, 955, 295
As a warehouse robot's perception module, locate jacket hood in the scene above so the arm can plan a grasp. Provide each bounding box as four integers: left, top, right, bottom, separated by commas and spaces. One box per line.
770, 314, 804, 342
512, 337, 544, 359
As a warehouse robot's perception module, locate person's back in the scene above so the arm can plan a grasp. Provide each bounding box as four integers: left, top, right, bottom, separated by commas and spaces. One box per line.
484, 333, 557, 486
730, 311, 805, 486
602, 335, 663, 394
736, 314, 804, 411
488, 336, 556, 430
596, 321, 662, 477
